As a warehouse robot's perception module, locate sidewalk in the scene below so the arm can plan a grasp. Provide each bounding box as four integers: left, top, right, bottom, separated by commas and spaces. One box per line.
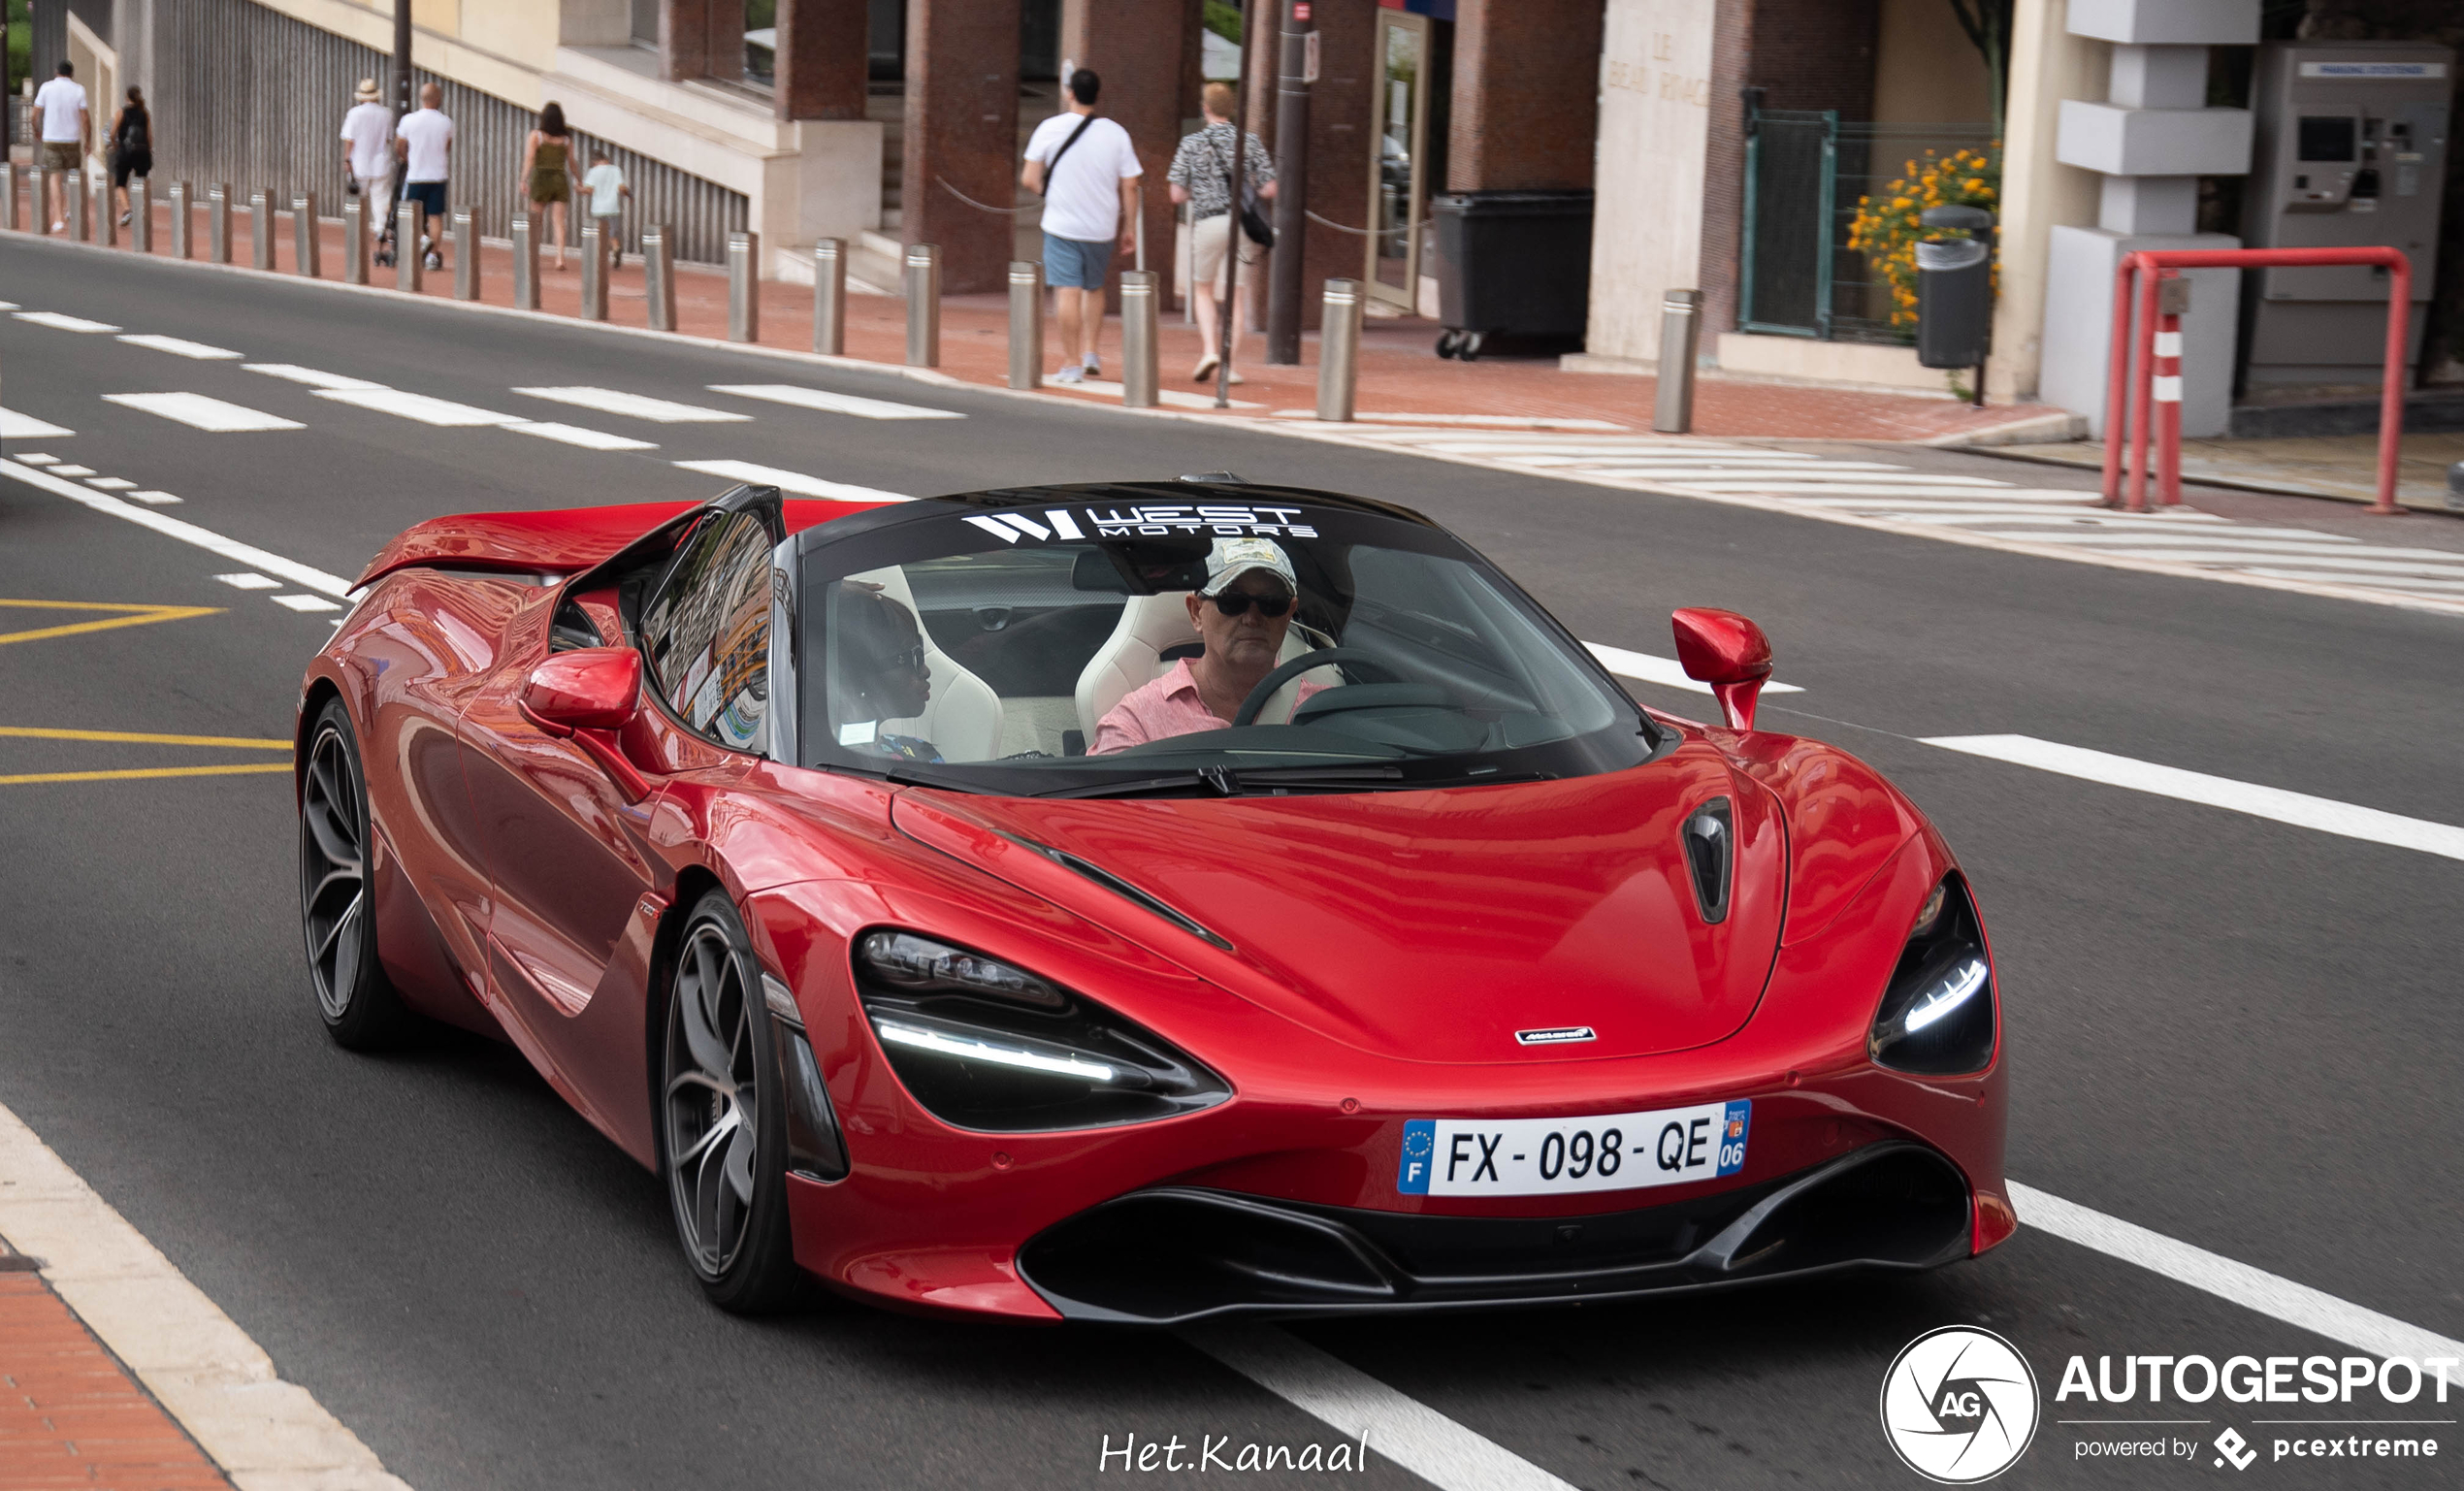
1988, 431, 2464, 514
2, 180, 2046, 443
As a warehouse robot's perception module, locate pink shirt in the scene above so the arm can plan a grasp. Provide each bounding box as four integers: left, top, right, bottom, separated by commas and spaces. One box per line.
1092, 658, 1325, 755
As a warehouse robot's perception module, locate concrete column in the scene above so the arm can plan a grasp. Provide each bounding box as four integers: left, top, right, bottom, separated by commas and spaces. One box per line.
1447, 0, 1604, 190
1058, 0, 1194, 309
903, 0, 1022, 294
660, 0, 713, 81
776, 0, 868, 121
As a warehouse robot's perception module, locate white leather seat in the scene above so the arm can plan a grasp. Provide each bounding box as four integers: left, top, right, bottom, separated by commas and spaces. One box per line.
846, 566, 1005, 762
1074, 592, 1335, 744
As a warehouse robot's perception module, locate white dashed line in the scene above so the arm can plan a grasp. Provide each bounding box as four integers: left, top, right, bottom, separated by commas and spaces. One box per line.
507, 421, 659, 451
102, 392, 306, 433
1925, 734, 2464, 862
14, 310, 122, 333
84, 476, 137, 490
671, 459, 910, 503
213, 572, 281, 590
243, 363, 387, 391
116, 333, 244, 359
0, 460, 353, 596
0, 408, 75, 438
48, 465, 98, 477
125, 490, 183, 505
8, 451, 61, 464
273, 594, 344, 612
1584, 641, 1804, 697
514, 386, 752, 422
313, 388, 520, 426
708, 383, 965, 420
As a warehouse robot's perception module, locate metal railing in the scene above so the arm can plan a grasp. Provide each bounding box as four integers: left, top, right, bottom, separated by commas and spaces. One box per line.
1741, 109, 1995, 345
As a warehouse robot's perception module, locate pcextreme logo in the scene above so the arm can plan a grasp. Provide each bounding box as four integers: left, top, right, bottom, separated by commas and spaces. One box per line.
1880, 1326, 2042, 1482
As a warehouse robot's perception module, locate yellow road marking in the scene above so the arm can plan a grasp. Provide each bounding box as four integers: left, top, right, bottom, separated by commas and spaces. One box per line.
0, 599, 223, 647
0, 763, 293, 787
0, 727, 291, 750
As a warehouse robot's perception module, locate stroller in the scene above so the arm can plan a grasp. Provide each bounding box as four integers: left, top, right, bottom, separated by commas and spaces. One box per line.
368, 175, 438, 272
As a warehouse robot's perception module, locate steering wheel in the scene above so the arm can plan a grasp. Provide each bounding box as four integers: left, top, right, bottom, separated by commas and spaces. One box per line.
1231, 648, 1404, 728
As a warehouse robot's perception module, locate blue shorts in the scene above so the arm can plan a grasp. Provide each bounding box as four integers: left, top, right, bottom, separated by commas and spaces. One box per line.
401, 180, 447, 226
1043, 233, 1114, 290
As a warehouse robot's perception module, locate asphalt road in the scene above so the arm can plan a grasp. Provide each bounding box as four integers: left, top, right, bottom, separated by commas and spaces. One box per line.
1, 234, 2457, 1490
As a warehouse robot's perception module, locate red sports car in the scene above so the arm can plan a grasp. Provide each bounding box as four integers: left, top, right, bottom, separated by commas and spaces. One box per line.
297, 478, 2011, 1321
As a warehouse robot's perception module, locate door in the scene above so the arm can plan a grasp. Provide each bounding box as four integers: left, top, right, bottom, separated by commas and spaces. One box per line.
1364, 10, 1432, 312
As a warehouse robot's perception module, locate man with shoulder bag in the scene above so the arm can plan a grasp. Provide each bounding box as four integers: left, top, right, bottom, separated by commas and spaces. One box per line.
1167, 82, 1277, 383
1021, 69, 1143, 385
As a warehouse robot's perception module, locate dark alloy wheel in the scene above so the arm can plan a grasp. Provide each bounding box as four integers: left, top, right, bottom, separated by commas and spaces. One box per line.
300, 700, 411, 1049
659, 890, 802, 1313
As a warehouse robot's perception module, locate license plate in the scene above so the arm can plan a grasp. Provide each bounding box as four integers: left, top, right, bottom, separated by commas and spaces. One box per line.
1395, 1100, 1751, 1197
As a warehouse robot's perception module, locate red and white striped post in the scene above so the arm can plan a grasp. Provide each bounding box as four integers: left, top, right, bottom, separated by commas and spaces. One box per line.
2154, 270, 2185, 508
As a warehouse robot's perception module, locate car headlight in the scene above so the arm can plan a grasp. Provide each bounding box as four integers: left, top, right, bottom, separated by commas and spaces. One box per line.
1867, 874, 1996, 1075
853, 930, 1231, 1132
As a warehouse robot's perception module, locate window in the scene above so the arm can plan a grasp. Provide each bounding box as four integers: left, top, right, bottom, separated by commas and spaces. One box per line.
639, 512, 775, 753
632, 0, 659, 49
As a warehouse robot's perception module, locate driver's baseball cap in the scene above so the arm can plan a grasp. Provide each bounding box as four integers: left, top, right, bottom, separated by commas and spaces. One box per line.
1197, 535, 1298, 597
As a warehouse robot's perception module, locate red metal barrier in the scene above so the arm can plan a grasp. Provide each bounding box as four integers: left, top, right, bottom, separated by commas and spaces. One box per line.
2100, 246, 2413, 516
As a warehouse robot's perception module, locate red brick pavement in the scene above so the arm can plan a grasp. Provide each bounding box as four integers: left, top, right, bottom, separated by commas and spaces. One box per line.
0, 1266, 227, 1491
8, 184, 2029, 443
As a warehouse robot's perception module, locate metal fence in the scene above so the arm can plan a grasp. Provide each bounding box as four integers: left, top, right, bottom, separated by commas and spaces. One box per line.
1741, 109, 1995, 344
144, 0, 747, 264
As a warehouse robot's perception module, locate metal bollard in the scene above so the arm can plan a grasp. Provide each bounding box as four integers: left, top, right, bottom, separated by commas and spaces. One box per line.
451, 211, 476, 300
1652, 289, 1702, 435
579, 219, 608, 320
0, 164, 16, 232
90, 175, 113, 246
249, 190, 274, 270
1120, 270, 1159, 407
129, 179, 150, 252
510, 212, 538, 309
293, 192, 319, 277
65, 172, 85, 241
644, 225, 676, 331
904, 243, 940, 367
1007, 260, 1044, 389
811, 238, 845, 353
728, 230, 761, 342
396, 202, 423, 291
1316, 278, 1363, 422
169, 182, 194, 258
33, 168, 53, 234
341, 199, 368, 283
208, 184, 232, 263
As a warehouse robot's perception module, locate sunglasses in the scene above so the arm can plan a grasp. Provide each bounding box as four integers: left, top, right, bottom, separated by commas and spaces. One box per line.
1211, 589, 1294, 619
880, 644, 927, 673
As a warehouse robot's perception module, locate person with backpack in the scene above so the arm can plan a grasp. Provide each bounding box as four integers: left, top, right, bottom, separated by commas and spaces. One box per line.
1020, 69, 1142, 385
1168, 82, 1277, 384
109, 86, 152, 227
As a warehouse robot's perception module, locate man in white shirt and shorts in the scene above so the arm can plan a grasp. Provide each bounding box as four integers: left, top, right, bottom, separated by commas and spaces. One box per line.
340, 79, 394, 232
394, 83, 455, 272
1020, 70, 1142, 385
33, 62, 89, 234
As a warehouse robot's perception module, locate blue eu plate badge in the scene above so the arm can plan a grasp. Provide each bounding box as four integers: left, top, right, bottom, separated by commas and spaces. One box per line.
1396, 1119, 1437, 1194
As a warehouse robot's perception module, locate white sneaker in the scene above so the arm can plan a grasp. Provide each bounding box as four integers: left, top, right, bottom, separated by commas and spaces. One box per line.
1052, 364, 1085, 385
1083, 356, 1102, 378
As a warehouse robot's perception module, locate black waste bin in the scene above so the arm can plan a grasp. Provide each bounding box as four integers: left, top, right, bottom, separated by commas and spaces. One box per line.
1430, 189, 1593, 360
1915, 204, 1994, 373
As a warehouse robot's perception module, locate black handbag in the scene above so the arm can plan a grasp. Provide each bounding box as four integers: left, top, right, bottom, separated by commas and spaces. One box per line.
1207, 130, 1275, 249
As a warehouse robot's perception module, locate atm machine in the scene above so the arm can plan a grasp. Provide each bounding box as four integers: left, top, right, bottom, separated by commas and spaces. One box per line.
2241, 41, 2450, 388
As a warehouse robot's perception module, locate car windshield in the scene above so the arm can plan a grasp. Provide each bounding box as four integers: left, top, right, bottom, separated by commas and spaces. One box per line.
793, 493, 1658, 795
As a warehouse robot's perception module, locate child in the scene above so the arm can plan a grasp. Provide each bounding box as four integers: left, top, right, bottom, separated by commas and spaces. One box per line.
582, 151, 631, 267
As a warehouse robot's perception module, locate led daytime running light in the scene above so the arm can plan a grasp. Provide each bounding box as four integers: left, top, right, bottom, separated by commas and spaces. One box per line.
1901, 957, 1987, 1032
873, 1020, 1118, 1083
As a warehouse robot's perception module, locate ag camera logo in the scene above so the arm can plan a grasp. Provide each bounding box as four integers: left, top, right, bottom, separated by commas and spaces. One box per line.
1880, 1326, 2040, 1482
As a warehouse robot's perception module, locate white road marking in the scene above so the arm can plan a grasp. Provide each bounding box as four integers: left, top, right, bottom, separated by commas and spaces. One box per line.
1183, 1324, 1579, 1491
709, 383, 965, 420
513, 386, 752, 423
243, 363, 387, 391
1585, 641, 1805, 697
314, 387, 521, 426
2010, 1183, 2463, 1363
1, 408, 76, 438
671, 459, 910, 503
1072, 377, 1268, 410
1924, 734, 2464, 862
84, 477, 137, 490
9, 452, 62, 464
103, 392, 306, 433
507, 421, 659, 451
1780, 493, 2123, 510
2238, 568, 2464, 593
0, 300, 16, 309
0, 461, 354, 596
1662, 476, 2017, 492
48, 465, 98, 477
214, 572, 281, 590
116, 333, 243, 360
273, 594, 343, 612
2015, 549, 2464, 580
0, 1098, 413, 1490
14, 310, 122, 333
1276, 409, 1628, 431
125, 490, 183, 505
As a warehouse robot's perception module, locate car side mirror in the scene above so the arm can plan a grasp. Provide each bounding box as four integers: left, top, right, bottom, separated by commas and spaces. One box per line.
520, 648, 641, 736
1670, 608, 1774, 733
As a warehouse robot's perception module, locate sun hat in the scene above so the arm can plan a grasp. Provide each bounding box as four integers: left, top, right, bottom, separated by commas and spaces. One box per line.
355, 79, 381, 102
1197, 535, 1298, 597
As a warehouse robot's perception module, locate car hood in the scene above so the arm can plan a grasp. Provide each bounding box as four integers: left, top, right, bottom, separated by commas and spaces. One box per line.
890, 747, 1787, 1063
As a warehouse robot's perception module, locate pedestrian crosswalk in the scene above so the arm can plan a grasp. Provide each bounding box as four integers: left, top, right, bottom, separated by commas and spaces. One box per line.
1303, 427, 2464, 613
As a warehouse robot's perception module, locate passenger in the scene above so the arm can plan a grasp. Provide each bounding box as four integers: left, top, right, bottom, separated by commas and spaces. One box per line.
1093, 536, 1323, 754
833, 586, 941, 762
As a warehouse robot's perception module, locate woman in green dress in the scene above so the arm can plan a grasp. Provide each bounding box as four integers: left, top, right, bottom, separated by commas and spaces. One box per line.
522, 101, 576, 271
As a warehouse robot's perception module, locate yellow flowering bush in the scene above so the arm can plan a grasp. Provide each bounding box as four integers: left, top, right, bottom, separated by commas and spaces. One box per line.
1846, 146, 2000, 330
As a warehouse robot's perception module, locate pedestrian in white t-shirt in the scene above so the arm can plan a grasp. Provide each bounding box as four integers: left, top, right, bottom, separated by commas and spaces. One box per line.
581, 152, 631, 267
393, 83, 455, 272
1021, 69, 1142, 384
339, 79, 395, 229
33, 61, 90, 233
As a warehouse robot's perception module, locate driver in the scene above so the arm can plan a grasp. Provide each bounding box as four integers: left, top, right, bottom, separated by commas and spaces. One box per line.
1092, 535, 1324, 754
832, 583, 942, 762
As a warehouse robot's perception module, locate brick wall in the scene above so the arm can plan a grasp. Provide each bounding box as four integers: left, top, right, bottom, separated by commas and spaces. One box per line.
1447, 0, 1603, 191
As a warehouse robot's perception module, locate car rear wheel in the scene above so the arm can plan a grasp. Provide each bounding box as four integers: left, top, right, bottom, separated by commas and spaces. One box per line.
659, 890, 801, 1314
300, 699, 411, 1050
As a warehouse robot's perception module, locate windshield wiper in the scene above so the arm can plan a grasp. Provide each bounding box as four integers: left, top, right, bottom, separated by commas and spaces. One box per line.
1042, 764, 1410, 799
